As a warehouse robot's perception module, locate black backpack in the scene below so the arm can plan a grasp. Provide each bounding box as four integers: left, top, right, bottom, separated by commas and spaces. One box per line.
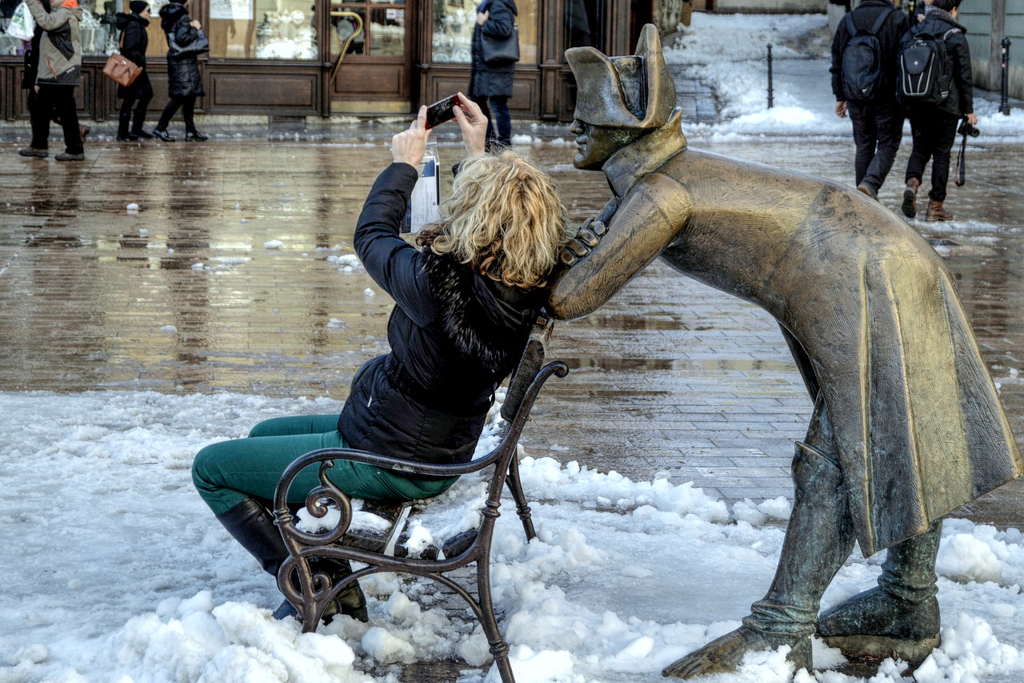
841, 7, 895, 101
898, 27, 960, 106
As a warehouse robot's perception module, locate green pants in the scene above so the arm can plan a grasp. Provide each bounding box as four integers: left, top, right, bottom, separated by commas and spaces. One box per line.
192, 414, 458, 516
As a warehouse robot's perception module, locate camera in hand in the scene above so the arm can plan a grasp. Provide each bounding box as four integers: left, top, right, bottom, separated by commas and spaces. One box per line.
958, 120, 980, 137
425, 94, 461, 129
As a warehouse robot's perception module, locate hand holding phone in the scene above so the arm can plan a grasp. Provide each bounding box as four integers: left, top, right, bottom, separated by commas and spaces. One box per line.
452, 93, 488, 156
425, 94, 461, 129
391, 106, 430, 167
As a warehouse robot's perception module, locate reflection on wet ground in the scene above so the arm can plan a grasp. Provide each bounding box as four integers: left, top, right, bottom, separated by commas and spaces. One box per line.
1, 133, 1022, 531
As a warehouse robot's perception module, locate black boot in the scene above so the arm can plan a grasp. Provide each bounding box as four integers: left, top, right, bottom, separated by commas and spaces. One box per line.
152, 128, 175, 142
817, 521, 942, 663
185, 129, 209, 142
664, 437, 855, 678
216, 498, 368, 623
116, 110, 137, 142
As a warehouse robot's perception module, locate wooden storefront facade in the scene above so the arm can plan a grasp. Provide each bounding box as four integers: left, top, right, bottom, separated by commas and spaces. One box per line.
0, 0, 637, 122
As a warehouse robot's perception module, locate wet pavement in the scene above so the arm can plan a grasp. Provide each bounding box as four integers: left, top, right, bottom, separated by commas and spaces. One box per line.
2, 121, 1023, 683
2, 129, 1022, 522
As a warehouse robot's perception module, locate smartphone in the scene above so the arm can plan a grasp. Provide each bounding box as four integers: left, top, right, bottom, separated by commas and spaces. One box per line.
425, 94, 461, 129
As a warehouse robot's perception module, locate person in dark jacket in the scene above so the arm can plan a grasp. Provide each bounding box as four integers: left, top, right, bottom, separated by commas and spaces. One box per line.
153, 0, 207, 142
114, 1, 154, 141
191, 98, 571, 623
469, 0, 518, 148
830, 0, 909, 198
900, 0, 976, 221
19, 0, 85, 160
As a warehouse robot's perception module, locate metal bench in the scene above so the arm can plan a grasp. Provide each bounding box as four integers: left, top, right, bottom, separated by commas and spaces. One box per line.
272, 318, 566, 683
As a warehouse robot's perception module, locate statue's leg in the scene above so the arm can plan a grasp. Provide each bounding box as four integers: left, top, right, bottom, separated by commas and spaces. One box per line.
664, 396, 854, 678
816, 520, 941, 663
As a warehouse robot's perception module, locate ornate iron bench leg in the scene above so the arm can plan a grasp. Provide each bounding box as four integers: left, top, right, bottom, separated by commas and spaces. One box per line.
477, 550, 517, 683
505, 455, 536, 542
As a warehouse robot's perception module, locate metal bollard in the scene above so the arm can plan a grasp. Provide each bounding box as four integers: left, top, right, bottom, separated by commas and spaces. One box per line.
1000, 38, 1011, 116
767, 44, 774, 109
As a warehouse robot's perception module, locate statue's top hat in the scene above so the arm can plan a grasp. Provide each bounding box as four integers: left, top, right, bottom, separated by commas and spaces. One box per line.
566, 24, 675, 129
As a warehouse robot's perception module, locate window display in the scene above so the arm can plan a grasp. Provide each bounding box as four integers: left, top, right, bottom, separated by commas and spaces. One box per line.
208, 0, 318, 59
430, 0, 535, 64
329, 2, 405, 58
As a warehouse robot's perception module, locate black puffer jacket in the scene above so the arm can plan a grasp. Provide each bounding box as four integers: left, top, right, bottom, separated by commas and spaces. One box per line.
338, 163, 545, 467
906, 8, 973, 117
830, 0, 909, 102
470, 0, 518, 98
115, 12, 153, 99
159, 3, 204, 97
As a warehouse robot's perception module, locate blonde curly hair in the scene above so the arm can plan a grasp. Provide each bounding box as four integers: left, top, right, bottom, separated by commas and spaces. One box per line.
416, 150, 572, 290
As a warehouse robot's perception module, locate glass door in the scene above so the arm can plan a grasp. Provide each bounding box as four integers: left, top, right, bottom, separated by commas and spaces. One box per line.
328, 0, 414, 111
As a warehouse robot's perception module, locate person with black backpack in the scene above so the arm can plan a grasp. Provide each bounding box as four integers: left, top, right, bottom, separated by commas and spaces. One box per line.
830, 0, 910, 199
898, 0, 977, 221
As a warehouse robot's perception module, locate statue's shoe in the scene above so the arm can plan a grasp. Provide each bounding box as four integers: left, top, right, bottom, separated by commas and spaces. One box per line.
662, 625, 811, 679
817, 587, 940, 663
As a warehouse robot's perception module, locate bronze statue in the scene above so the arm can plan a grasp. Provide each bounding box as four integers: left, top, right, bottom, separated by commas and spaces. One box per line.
549, 25, 1023, 678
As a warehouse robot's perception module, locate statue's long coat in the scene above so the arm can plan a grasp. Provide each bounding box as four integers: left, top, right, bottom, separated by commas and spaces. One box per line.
550, 115, 1022, 556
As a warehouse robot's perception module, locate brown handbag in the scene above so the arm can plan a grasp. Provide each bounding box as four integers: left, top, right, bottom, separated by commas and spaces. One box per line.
103, 53, 142, 87
103, 33, 143, 87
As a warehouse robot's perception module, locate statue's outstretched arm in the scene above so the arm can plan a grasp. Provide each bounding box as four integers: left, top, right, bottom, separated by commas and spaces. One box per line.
547, 173, 688, 320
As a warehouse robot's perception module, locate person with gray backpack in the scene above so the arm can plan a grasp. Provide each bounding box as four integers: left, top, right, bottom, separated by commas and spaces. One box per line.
830, 0, 909, 199
898, 0, 976, 221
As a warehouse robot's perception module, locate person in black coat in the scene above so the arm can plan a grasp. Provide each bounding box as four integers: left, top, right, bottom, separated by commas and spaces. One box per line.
153, 0, 207, 142
20, 0, 51, 156
190, 99, 572, 622
830, 0, 909, 199
469, 0, 518, 148
900, 0, 976, 221
114, 1, 154, 141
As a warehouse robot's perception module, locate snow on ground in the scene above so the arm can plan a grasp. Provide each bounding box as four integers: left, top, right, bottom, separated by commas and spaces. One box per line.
664, 13, 1024, 142
3, 391, 1024, 682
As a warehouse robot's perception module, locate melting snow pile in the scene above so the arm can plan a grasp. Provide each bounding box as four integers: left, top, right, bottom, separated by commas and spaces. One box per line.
2, 391, 1024, 682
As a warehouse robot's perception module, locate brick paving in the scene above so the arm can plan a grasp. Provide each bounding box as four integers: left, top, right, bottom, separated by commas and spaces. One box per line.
3, 133, 1022, 526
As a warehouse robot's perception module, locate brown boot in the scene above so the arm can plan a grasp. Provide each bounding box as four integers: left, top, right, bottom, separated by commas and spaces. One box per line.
902, 178, 920, 218
925, 199, 953, 222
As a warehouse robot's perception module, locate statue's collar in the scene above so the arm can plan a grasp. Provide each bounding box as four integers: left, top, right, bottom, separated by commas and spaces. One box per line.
603, 109, 687, 198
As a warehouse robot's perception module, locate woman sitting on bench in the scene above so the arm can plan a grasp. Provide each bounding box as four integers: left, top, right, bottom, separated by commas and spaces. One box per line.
191, 95, 572, 624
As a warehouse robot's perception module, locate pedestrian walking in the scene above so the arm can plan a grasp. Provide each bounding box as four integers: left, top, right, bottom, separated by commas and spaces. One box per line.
153, 0, 208, 142
899, 0, 977, 221
190, 99, 571, 623
18, 0, 86, 161
114, 1, 154, 141
468, 0, 518, 149
830, 0, 909, 198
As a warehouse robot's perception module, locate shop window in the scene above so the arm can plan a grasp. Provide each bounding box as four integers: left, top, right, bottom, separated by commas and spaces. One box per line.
330, 1, 406, 57
564, 0, 603, 50
208, 0, 319, 59
431, 0, 536, 64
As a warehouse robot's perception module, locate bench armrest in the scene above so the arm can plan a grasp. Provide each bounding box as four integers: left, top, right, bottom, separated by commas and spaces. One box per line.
273, 360, 567, 547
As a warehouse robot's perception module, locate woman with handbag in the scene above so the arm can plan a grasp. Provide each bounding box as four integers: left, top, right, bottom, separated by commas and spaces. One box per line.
114, 1, 153, 141
469, 0, 518, 149
154, 0, 208, 142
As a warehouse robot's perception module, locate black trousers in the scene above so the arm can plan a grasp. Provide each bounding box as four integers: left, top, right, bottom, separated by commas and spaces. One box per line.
29, 84, 83, 154
156, 94, 197, 131
119, 93, 152, 135
847, 100, 904, 191
906, 111, 959, 202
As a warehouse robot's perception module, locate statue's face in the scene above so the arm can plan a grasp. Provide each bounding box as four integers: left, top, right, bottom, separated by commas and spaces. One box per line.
570, 119, 644, 170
